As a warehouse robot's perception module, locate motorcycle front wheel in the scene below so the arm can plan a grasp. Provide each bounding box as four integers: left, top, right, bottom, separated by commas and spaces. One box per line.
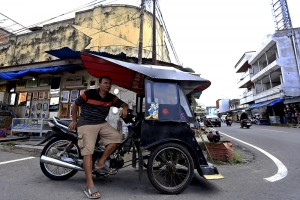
147, 143, 194, 194
40, 138, 80, 180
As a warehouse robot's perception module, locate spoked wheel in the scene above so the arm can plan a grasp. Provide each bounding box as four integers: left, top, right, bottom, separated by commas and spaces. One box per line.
147, 143, 194, 194
143, 151, 164, 170
40, 138, 80, 180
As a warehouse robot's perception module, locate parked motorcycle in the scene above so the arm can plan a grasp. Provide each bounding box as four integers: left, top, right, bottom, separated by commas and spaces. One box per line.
240, 119, 252, 128
38, 109, 139, 181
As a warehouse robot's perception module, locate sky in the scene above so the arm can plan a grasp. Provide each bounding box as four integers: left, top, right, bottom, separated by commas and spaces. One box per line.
1, 0, 300, 106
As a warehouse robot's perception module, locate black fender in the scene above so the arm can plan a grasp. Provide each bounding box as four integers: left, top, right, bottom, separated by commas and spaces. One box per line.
143, 138, 207, 176
35, 131, 77, 146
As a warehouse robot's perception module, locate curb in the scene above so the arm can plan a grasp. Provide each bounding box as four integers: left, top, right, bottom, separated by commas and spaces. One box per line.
0, 136, 30, 143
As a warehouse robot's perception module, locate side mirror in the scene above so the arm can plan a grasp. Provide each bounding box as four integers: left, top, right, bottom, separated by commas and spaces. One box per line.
112, 107, 119, 115
113, 88, 119, 95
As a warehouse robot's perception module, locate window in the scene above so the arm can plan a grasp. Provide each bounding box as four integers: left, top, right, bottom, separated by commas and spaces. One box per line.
146, 81, 151, 104
153, 82, 177, 105
9, 93, 16, 106
178, 88, 193, 117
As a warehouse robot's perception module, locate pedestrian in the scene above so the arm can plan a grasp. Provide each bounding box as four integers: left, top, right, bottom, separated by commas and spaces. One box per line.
68, 76, 128, 199
295, 109, 300, 127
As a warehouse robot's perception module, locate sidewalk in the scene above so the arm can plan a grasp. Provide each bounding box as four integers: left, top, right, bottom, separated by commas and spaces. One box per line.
0, 135, 44, 152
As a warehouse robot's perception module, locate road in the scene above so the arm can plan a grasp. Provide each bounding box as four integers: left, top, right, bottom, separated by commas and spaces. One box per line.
0, 123, 299, 200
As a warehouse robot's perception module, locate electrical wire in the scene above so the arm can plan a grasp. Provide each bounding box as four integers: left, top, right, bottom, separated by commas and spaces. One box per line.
0, 0, 108, 40
156, 2, 181, 65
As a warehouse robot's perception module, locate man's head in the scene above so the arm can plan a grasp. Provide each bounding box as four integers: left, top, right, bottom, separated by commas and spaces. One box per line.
99, 76, 112, 93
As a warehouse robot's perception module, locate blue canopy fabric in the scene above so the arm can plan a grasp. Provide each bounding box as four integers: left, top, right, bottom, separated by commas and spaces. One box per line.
268, 98, 284, 106
0, 65, 78, 80
246, 98, 284, 110
246, 100, 272, 110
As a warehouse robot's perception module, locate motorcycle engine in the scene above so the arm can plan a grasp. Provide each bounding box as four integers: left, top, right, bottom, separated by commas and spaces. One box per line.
110, 157, 124, 169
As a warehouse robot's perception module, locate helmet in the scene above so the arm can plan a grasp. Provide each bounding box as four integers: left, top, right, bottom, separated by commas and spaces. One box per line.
207, 131, 220, 143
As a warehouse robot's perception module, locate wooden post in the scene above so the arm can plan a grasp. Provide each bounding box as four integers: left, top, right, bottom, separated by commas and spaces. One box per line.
138, 0, 145, 64
152, 0, 157, 65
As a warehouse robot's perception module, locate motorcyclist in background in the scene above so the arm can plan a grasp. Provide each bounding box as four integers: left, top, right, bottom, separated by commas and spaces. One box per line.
240, 111, 248, 127
225, 113, 233, 126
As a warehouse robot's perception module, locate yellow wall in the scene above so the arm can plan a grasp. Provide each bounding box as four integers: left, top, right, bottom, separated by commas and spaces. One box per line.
0, 4, 170, 67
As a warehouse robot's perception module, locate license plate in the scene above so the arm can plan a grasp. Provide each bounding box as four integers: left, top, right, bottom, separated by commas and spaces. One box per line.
247, 123, 251, 125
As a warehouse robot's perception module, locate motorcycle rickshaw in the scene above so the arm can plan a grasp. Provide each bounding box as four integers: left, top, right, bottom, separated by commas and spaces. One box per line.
81, 52, 223, 192
39, 52, 223, 195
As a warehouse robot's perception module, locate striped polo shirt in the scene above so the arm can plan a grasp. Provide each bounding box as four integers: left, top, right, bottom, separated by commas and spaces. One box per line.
75, 89, 124, 126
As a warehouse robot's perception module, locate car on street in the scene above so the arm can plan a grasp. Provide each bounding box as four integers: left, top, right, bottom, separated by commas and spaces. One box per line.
204, 115, 221, 127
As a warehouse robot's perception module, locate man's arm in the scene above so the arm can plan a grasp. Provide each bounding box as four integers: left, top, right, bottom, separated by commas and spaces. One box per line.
119, 102, 128, 118
68, 103, 79, 131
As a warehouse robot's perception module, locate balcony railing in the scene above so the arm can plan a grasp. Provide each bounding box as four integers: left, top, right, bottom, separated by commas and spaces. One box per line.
240, 90, 254, 104
240, 96, 254, 104
251, 60, 280, 82
237, 70, 251, 88
253, 85, 282, 101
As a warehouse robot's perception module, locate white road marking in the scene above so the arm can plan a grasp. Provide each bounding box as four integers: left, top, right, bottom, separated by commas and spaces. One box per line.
218, 131, 288, 182
255, 128, 288, 133
0, 157, 35, 165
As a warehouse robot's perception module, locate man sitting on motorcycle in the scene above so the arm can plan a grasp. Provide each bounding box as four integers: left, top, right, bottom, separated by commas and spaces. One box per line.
68, 76, 128, 199
240, 111, 248, 127
225, 114, 232, 125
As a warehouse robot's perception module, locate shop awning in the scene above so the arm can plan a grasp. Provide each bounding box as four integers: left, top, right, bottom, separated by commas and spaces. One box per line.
246, 100, 273, 110
0, 65, 79, 80
246, 99, 284, 110
268, 98, 284, 106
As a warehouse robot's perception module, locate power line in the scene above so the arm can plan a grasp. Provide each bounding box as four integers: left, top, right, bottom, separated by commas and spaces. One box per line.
0, 0, 108, 40
156, 2, 180, 65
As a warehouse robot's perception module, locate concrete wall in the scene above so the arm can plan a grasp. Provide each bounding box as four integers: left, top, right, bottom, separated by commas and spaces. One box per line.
218, 99, 230, 113
0, 4, 170, 67
273, 29, 300, 97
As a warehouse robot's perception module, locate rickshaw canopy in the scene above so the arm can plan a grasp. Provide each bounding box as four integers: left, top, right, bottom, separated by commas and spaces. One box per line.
80, 52, 211, 95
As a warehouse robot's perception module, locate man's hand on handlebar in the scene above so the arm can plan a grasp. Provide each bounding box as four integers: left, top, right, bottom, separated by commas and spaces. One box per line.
68, 121, 77, 131
119, 108, 128, 119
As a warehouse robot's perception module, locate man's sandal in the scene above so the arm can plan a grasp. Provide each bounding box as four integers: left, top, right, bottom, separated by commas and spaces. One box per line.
83, 186, 101, 199
94, 164, 112, 175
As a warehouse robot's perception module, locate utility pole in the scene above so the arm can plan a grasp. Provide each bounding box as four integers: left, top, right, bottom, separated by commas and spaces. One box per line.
138, 0, 145, 64
152, 0, 157, 65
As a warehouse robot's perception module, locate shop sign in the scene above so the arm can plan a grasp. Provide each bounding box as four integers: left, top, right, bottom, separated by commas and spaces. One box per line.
65, 76, 82, 86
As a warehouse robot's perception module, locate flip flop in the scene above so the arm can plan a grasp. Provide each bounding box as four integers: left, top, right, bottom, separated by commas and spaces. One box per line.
83, 186, 101, 199
94, 164, 111, 175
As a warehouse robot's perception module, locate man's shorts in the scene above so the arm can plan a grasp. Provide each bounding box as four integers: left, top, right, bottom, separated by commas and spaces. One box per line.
77, 122, 121, 156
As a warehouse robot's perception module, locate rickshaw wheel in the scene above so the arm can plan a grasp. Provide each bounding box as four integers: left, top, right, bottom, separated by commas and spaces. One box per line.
147, 143, 194, 194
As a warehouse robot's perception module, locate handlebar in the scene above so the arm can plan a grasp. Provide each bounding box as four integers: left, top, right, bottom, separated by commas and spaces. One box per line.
121, 109, 136, 124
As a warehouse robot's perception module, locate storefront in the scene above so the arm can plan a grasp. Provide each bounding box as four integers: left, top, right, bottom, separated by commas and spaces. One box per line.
246, 98, 285, 125
283, 96, 300, 124
0, 61, 85, 136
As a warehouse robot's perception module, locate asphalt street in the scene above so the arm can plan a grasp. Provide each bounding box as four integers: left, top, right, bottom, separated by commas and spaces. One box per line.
0, 123, 299, 200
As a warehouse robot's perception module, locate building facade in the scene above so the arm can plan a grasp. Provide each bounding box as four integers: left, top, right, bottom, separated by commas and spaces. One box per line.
235, 28, 300, 124
0, 4, 172, 133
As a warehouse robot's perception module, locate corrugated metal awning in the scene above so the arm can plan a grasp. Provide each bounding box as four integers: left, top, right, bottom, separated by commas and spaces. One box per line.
80, 52, 211, 95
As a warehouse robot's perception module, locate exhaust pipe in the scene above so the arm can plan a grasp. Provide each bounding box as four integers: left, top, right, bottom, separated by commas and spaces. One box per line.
40, 155, 84, 171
